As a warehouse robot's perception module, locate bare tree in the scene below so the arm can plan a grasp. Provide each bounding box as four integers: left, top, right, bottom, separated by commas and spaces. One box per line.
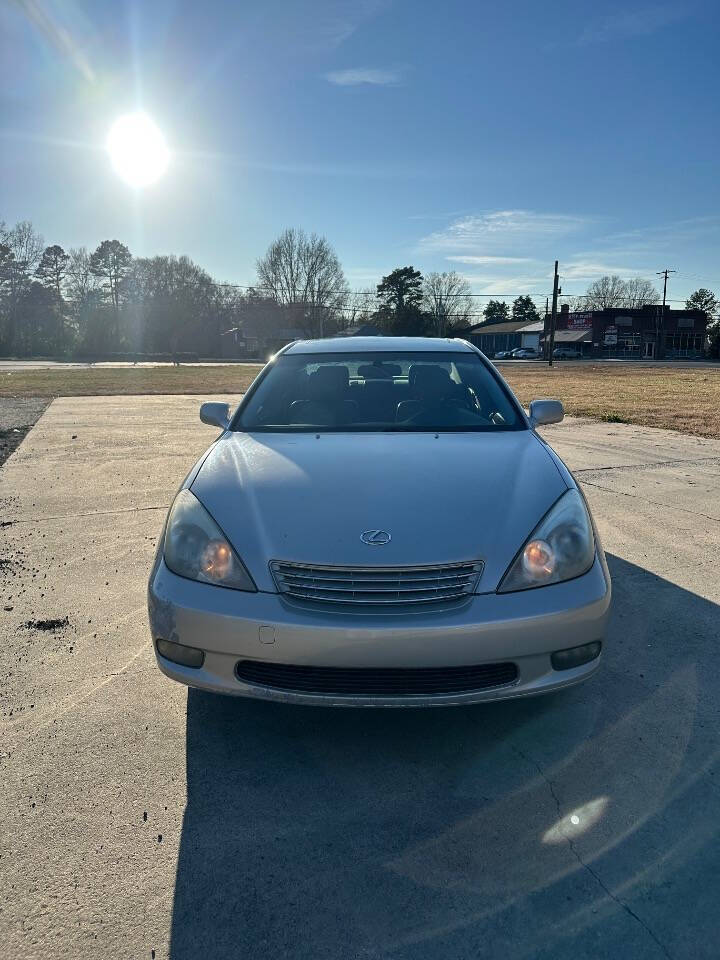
422, 271, 473, 335
1, 221, 44, 351
6, 221, 44, 277
3, 220, 44, 307
65, 247, 98, 304
129, 254, 217, 354
582, 275, 658, 310
558, 296, 588, 314
622, 277, 659, 308
256, 228, 348, 337
582, 275, 627, 310
343, 287, 377, 327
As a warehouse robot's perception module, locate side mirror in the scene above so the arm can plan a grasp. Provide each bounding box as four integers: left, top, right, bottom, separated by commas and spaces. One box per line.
529, 398, 564, 428
200, 401, 231, 430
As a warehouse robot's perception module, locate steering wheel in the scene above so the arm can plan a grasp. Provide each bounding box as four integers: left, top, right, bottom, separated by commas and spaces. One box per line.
401, 400, 492, 427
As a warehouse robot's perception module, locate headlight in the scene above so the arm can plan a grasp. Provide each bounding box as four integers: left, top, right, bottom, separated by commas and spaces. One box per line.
498, 489, 595, 593
163, 489, 256, 591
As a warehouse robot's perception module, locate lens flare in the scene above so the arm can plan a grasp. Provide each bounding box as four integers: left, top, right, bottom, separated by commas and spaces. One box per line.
542, 797, 609, 844
106, 113, 170, 187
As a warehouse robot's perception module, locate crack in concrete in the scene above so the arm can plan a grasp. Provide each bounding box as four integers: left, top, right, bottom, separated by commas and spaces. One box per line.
2, 640, 150, 759
579, 479, 720, 524
4, 504, 167, 525
510, 743, 675, 960
574, 455, 720, 475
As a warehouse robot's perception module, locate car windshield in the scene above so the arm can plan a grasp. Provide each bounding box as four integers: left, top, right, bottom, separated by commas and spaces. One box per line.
235, 350, 524, 433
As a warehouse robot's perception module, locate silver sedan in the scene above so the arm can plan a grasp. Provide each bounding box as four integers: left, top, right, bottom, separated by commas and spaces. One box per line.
148, 337, 611, 706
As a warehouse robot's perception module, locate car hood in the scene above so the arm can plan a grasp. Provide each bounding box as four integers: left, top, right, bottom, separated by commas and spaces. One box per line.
189, 430, 568, 593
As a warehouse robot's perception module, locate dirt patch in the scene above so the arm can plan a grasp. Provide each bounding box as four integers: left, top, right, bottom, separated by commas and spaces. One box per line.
0, 426, 31, 467
0, 397, 50, 468
23, 616, 70, 632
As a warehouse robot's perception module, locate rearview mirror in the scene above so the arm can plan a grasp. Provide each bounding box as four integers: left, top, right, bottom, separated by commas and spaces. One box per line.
200, 402, 230, 430
529, 399, 564, 428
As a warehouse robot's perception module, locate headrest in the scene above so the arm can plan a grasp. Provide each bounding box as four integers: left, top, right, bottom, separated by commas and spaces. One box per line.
358, 363, 391, 379
309, 365, 349, 394
409, 364, 454, 397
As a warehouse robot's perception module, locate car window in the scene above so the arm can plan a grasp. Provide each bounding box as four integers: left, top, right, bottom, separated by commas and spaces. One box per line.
235, 351, 524, 432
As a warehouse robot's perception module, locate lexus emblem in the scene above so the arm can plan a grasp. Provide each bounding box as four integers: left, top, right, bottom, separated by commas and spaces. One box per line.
360, 529, 391, 545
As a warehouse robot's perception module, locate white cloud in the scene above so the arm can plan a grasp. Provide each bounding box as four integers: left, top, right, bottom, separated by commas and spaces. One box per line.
295, 0, 389, 52
561, 259, 651, 281
577, 4, 688, 45
406, 210, 716, 303
456, 274, 551, 296
446, 255, 535, 265
325, 67, 402, 86
419, 210, 589, 253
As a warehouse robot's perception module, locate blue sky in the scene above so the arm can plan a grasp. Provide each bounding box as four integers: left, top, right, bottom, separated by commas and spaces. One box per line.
1, 0, 719, 306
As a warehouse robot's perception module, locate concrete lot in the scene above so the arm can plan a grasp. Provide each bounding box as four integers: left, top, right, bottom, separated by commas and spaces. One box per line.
1, 396, 719, 960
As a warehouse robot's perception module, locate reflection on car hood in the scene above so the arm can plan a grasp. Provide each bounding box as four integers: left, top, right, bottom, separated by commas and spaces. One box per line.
190, 431, 568, 593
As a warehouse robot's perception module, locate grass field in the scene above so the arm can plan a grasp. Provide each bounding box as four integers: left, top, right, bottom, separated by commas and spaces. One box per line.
1, 362, 719, 438
503, 364, 720, 438
0, 364, 264, 398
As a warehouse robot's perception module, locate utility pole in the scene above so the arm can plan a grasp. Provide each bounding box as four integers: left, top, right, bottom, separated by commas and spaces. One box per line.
656, 269, 675, 359
548, 261, 560, 366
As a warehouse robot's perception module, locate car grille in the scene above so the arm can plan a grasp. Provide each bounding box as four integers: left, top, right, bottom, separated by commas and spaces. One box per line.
235, 660, 518, 696
269, 560, 484, 605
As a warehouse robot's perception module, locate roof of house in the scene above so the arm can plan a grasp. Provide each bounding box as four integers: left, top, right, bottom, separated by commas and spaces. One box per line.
466, 319, 544, 335
465, 320, 530, 335
285, 336, 475, 355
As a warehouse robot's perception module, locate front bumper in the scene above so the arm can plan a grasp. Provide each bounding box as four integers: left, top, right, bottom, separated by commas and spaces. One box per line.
147, 555, 611, 707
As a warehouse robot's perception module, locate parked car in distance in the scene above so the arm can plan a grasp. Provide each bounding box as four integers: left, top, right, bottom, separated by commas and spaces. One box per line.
148, 336, 611, 707
553, 346, 582, 359
494, 347, 540, 360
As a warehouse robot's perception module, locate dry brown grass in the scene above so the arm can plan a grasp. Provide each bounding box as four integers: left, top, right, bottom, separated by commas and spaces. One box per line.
501, 363, 720, 438
1, 361, 719, 437
0, 364, 264, 399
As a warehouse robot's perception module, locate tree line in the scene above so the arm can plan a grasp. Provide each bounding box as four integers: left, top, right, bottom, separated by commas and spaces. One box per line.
0, 221, 476, 356
1, 218, 717, 357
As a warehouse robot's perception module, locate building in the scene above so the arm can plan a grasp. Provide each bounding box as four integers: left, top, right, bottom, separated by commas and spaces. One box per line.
545, 304, 708, 360
332, 323, 384, 337
456, 319, 544, 356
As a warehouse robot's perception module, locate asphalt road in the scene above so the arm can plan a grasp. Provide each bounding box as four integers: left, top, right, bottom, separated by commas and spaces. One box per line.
1, 397, 719, 959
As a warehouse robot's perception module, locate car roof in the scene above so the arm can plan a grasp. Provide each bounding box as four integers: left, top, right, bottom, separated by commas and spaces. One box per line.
284, 337, 475, 355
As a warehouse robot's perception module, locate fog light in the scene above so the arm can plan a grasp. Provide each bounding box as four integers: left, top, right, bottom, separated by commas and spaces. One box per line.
551, 641, 602, 671
156, 638, 205, 668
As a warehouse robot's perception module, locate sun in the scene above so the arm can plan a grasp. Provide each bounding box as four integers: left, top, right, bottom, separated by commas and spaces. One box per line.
106, 112, 170, 187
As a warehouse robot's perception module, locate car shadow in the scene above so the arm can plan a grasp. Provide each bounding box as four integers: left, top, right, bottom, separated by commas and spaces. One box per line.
169, 555, 720, 960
